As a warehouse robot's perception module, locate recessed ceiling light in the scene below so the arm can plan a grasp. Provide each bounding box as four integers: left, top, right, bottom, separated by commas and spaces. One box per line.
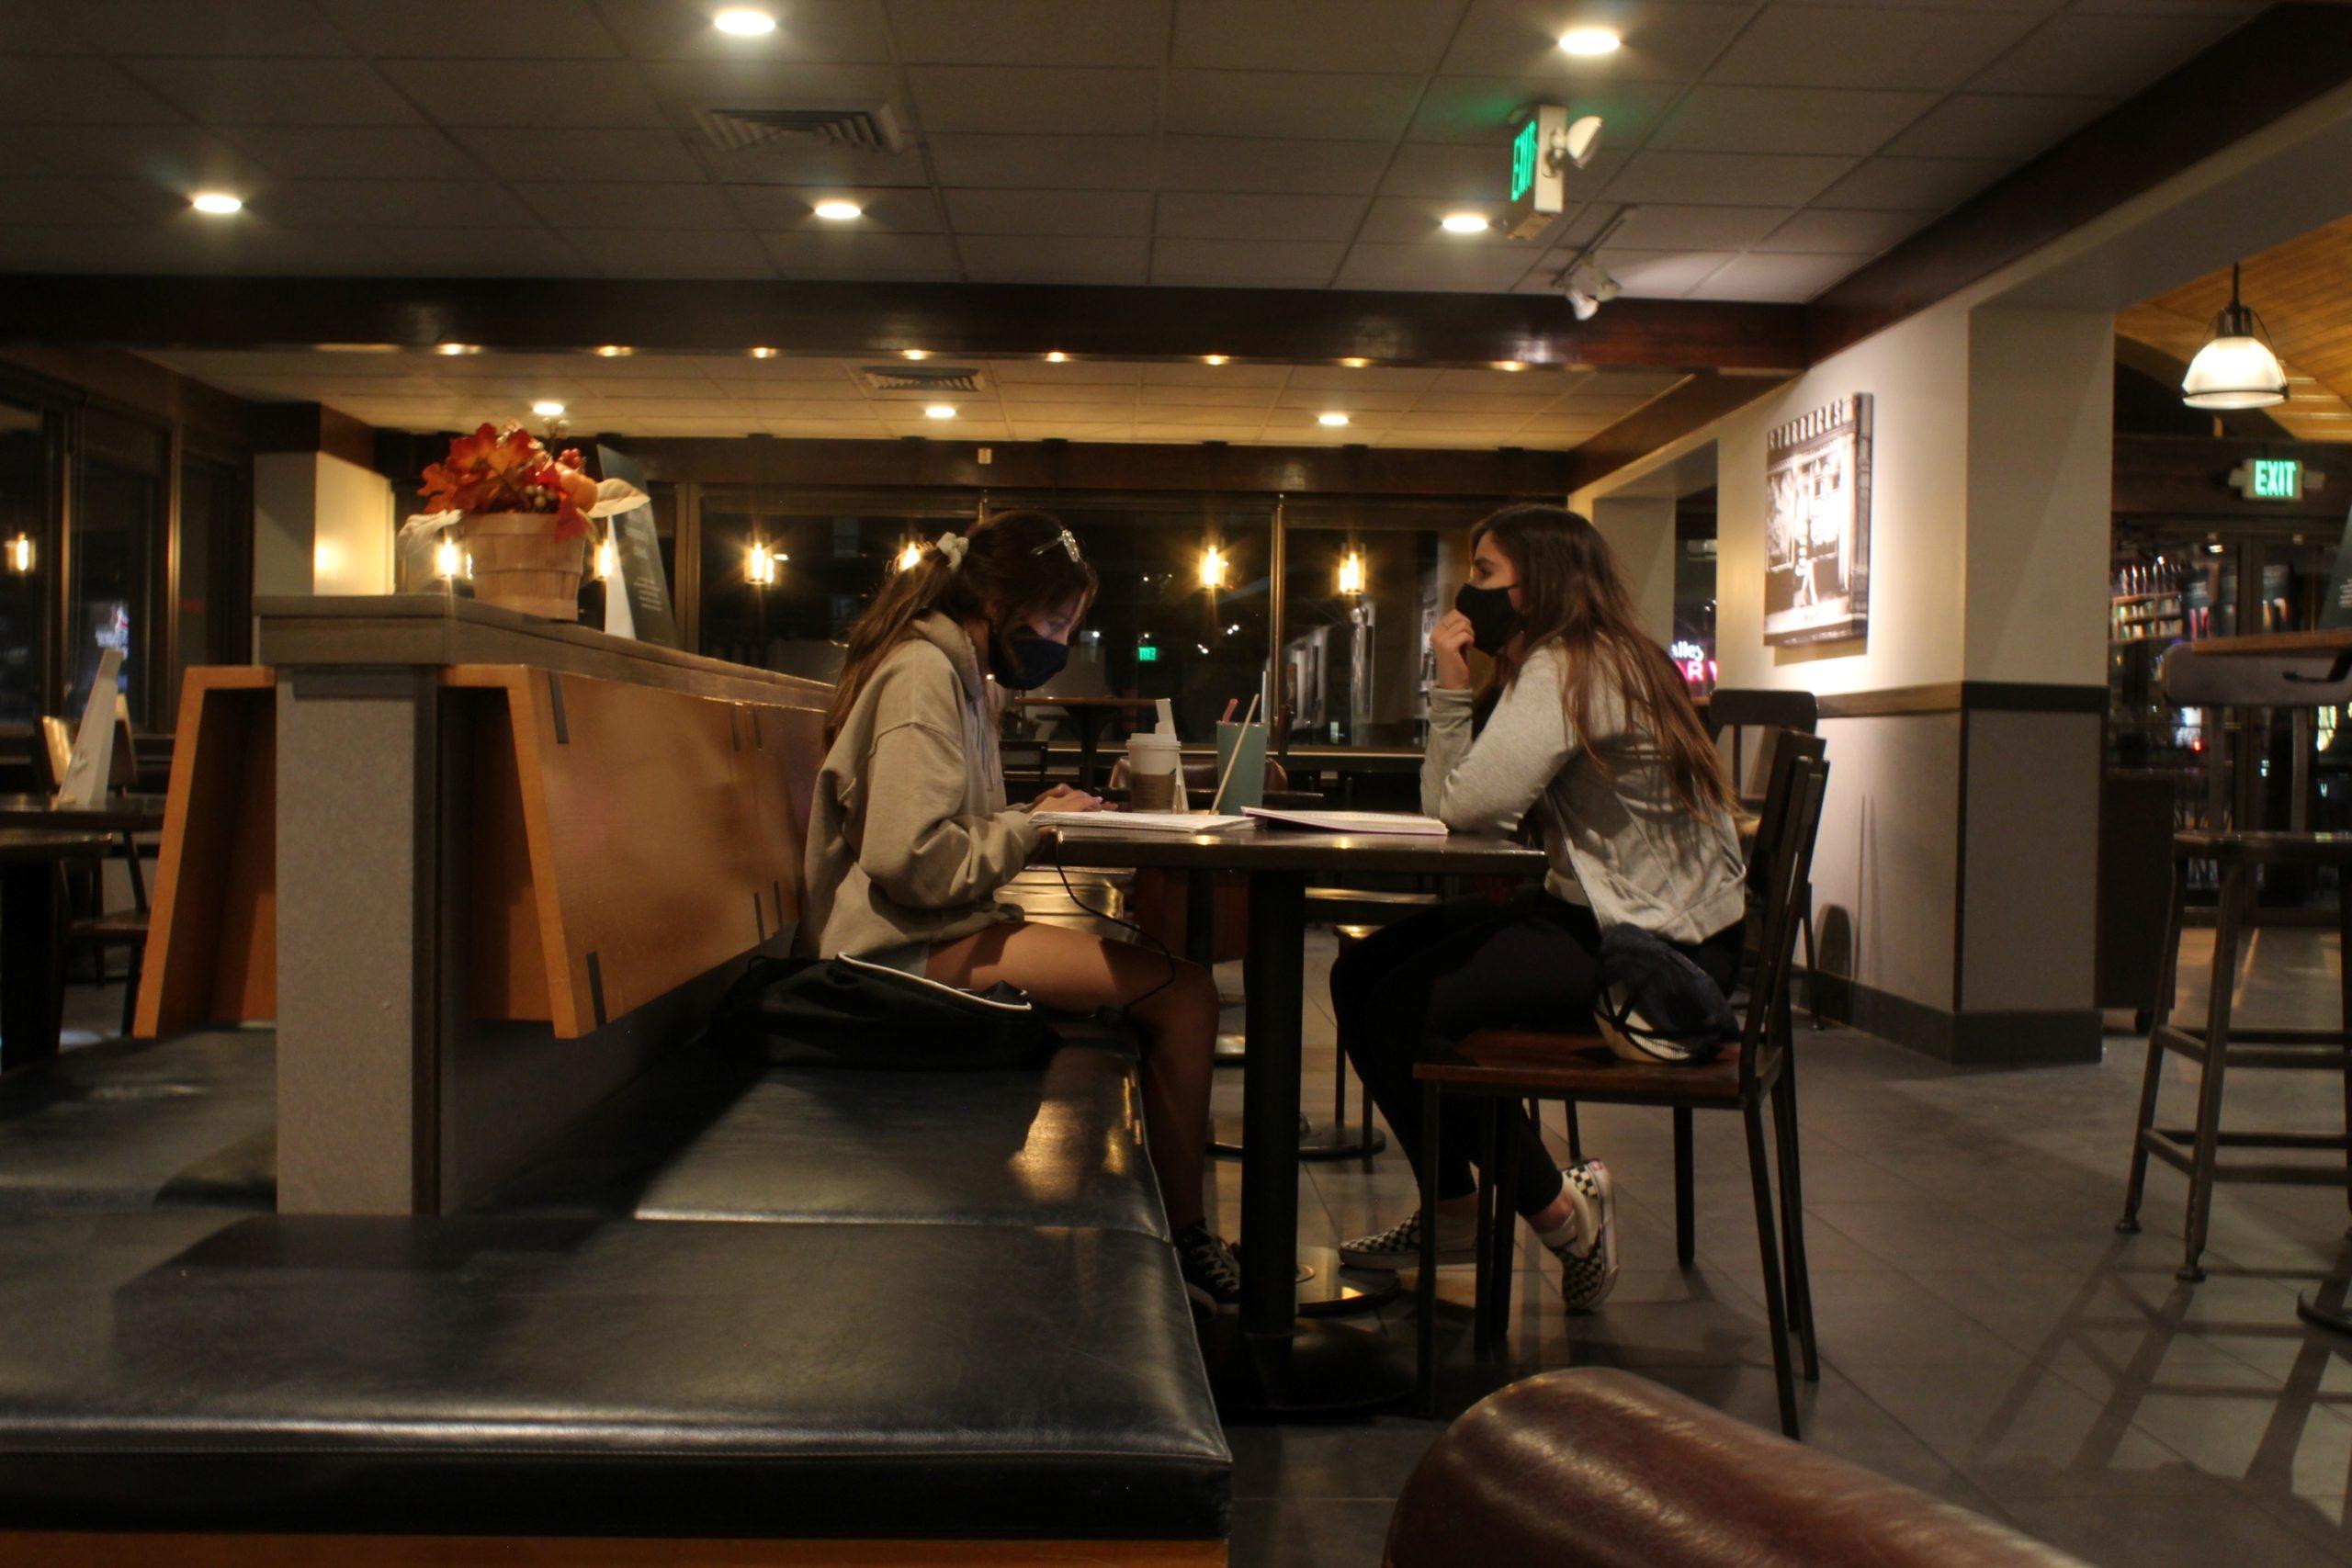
925, 404, 956, 420
531, 400, 565, 417
1441, 213, 1489, 234
1558, 27, 1621, 56
902, 348, 929, 360
1317, 412, 1350, 427
1046, 351, 1069, 363
812, 199, 862, 221
749, 345, 778, 358
593, 344, 632, 357
1340, 356, 1369, 368
435, 343, 479, 356
1202, 354, 1229, 366
713, 8, 776, 37
189, 191, 242, 215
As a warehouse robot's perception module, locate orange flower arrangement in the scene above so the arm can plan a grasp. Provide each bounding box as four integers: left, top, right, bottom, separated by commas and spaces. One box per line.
418, 423, 600, 540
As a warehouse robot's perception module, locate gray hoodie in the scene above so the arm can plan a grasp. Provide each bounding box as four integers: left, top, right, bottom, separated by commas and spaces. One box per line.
802, 613, 1040, 962
1422, 642, 1747, 945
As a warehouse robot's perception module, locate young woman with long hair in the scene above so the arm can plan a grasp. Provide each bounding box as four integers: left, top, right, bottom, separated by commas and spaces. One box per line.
1332, 503, 1746, 1311
804, 508, 1238, 1312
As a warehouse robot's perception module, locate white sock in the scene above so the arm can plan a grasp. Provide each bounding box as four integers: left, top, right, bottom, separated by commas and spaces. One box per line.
1534, 1174, 1591, 1249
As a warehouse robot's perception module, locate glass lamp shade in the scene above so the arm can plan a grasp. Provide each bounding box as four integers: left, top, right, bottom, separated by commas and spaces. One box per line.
2182, 334, 2288, 409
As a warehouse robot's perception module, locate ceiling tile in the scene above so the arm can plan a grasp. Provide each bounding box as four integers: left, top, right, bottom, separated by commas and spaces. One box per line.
1379, 142, 1625, 202
121, 59, 424, 126
592, 0, 895, 62
1608, 204, 1793, 252
0, 57, 182, 122
1274, 387, 1419, 412
1332, 243, 1537, 292
448, 127, 707, 182
246, 180, 543, 230
1602, 151, 1854, 208
1706, 6, 2042, 92
636, 60, 902, 107
1883, 94, 2109, 161
944, 188, 1154, 237
567, 229, 776, 277
994, 358, 1142, 384
1356, 195, 1552, 245
1159, 136, 1395, 195
1810, 155, 2008, 211
1156, 191, 1369, 243
1439, 1, 1754, 82
62, 0, 353, 54
886, 0, 1171, 66
1173, 0, 1460, 73
1363, 410, 1521, 432
1686, 250, 1862, 302
727, 184, 944, 231
216, 126, 486, 181
1408, 389, 1553, 414
1595, 248, 1735, 297
1165, 71, 1420, 141
0, 178, 146, 222
0, 123, 266, 185
1649, 85, 1939, 157
706, 356, 860, 383
1287, 364, 1443, 389
0, 3, 92, 51
379, 60, 666, 128
1407, 77, 1679, 146
1137, 361, 1292, 386
905, 66, 1161, 135
690, 141, 932, 190
1429, 367, 1545, 393
927, 134, 1153, 188
1753, 208, 1925, 255
1152, 402, 1285, 426
1968, 10, 2245, 98
756, 230, 961, 277
1133, 384, 1278, 408
1148, 237, 1344, 283
311, 0, 626, 57
517, 181, 745, 230
958, 233, 1150, 282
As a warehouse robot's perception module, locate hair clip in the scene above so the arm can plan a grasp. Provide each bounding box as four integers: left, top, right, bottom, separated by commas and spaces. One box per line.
1034, 526, 1081, 563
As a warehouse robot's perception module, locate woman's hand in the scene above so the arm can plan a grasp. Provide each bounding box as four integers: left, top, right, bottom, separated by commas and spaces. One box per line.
1031, 784, 1104, 814
1431, 609, 1476, 691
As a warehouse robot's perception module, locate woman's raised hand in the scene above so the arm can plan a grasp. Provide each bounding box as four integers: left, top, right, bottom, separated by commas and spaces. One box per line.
1430, 609, 1476, 691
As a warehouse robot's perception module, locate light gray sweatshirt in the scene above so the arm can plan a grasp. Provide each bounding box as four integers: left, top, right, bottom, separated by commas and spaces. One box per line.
1422, 642, 1747, 944
803, 613, 1039, 962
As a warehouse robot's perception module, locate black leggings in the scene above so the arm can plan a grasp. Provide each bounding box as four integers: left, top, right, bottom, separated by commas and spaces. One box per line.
1333, 892, 1741, 1217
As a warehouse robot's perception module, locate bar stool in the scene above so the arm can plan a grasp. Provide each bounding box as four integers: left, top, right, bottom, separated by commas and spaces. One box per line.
2117, 829, 2352, 1280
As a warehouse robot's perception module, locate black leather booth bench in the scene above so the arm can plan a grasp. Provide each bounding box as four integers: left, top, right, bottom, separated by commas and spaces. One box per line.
0, 1023, 1230, 1551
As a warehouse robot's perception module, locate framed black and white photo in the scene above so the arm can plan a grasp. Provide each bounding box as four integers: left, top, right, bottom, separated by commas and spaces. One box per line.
1764, 393, 1871, 647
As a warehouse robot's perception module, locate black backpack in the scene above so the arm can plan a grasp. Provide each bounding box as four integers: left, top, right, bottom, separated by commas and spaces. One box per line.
714, 953, 1063, 1070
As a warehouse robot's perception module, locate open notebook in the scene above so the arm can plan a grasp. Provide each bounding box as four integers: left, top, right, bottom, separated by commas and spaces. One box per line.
1241, 807, 1448, 836
1031, 810, 1252, 833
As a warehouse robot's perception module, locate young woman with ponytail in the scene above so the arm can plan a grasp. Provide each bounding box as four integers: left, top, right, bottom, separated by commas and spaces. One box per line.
1331, 504, 1747, 1314
803, 509, 1238, 1312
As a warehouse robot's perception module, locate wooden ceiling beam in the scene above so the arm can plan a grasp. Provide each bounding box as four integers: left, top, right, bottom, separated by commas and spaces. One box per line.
0, 275, 1805, 375
1563, 372, 1791, 493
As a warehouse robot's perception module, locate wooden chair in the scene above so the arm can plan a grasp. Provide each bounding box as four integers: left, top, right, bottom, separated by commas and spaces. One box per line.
1707, 689, 1824, 1026
1412, 741, 1831, 1438
31, 713, 153, 1036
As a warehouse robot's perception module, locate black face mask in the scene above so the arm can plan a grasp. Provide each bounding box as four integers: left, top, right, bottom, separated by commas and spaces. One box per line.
1453, 582, 1520, 656
990, 629, 1069, 691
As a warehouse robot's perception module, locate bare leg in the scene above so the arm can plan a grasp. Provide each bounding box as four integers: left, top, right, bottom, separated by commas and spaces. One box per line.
930, 920, 1221, 1233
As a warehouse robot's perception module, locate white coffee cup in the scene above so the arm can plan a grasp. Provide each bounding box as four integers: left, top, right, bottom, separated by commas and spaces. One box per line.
1127, 732, 1182, 812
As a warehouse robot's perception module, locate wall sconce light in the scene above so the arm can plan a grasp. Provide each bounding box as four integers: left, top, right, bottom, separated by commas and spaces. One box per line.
434, 536, 462, 580
1338, 548, 1364, 596
4, 533, 31, 574
897, 540, 923, 571
1199, 544, 1227, 590
747, 541, 786, 585
594, 535, 617, 581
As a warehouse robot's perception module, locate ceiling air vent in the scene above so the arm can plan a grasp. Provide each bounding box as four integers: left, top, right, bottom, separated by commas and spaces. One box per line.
695, 104, 904, 153
857, 365, 987, 396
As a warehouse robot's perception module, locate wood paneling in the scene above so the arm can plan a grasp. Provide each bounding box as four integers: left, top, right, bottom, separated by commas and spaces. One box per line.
1809, 5, 2352, 361
0, 276, 1806, 375
2117, 212, 2352, 445
1562, 372, 1791, 492
0, 1534, 1227, 1567
252, 400, 379, 468
133, 667, 276, 1037
0, 346, 252, 452
2112, 433, 2352, 518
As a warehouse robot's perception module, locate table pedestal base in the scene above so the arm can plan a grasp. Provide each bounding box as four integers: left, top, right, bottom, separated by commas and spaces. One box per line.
1196, 1317, 1416, 1417
2297, 1281, 2352, 1336
1293, 1245, 1403, 1317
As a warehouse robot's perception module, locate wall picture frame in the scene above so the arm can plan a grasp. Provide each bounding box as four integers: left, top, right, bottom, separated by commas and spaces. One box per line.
1764, 393, 1871, 648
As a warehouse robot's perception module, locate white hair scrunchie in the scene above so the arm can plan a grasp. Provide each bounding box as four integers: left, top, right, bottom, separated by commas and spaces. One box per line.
933, 531, 968, 571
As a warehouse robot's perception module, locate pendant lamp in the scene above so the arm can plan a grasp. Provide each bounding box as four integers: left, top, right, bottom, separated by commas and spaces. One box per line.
2181, 262, 2288, 410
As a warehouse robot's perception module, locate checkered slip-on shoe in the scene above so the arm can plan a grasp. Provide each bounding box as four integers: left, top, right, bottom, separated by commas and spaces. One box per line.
1338, 1208, 1478, 1271
1549, 1159, 1620, 1313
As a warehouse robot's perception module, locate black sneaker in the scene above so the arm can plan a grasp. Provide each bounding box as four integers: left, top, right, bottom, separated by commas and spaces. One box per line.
1175, 1223, 1240, 1314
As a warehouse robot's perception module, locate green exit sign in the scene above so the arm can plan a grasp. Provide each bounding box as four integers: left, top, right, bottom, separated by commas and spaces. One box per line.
1510, 118, 1539, 203
2252, 457, 2301, 500
1136, 644, 1159, 662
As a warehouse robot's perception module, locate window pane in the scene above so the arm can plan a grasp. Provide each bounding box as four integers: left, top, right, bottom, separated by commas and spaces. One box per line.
173, 452, 243, 724
69, 410, 166, 728
1278, 501, 1476, 750
0, 398, 49, 728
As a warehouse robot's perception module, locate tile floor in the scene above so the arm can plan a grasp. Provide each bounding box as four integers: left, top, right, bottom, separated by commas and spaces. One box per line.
58, 926, 2352, 1566
1203, 926, 2352, 1568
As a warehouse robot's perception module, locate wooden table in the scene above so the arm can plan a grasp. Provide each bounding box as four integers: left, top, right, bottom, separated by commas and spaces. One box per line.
1048, 820, 1545, 1415
0, 794, 168, 833
0, 828, 115, 1074
1010, 696, 1159, 793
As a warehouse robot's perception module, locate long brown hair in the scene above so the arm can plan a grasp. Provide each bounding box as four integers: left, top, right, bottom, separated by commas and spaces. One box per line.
826, 508, 1098, 741
1470, 503, 1734, 818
